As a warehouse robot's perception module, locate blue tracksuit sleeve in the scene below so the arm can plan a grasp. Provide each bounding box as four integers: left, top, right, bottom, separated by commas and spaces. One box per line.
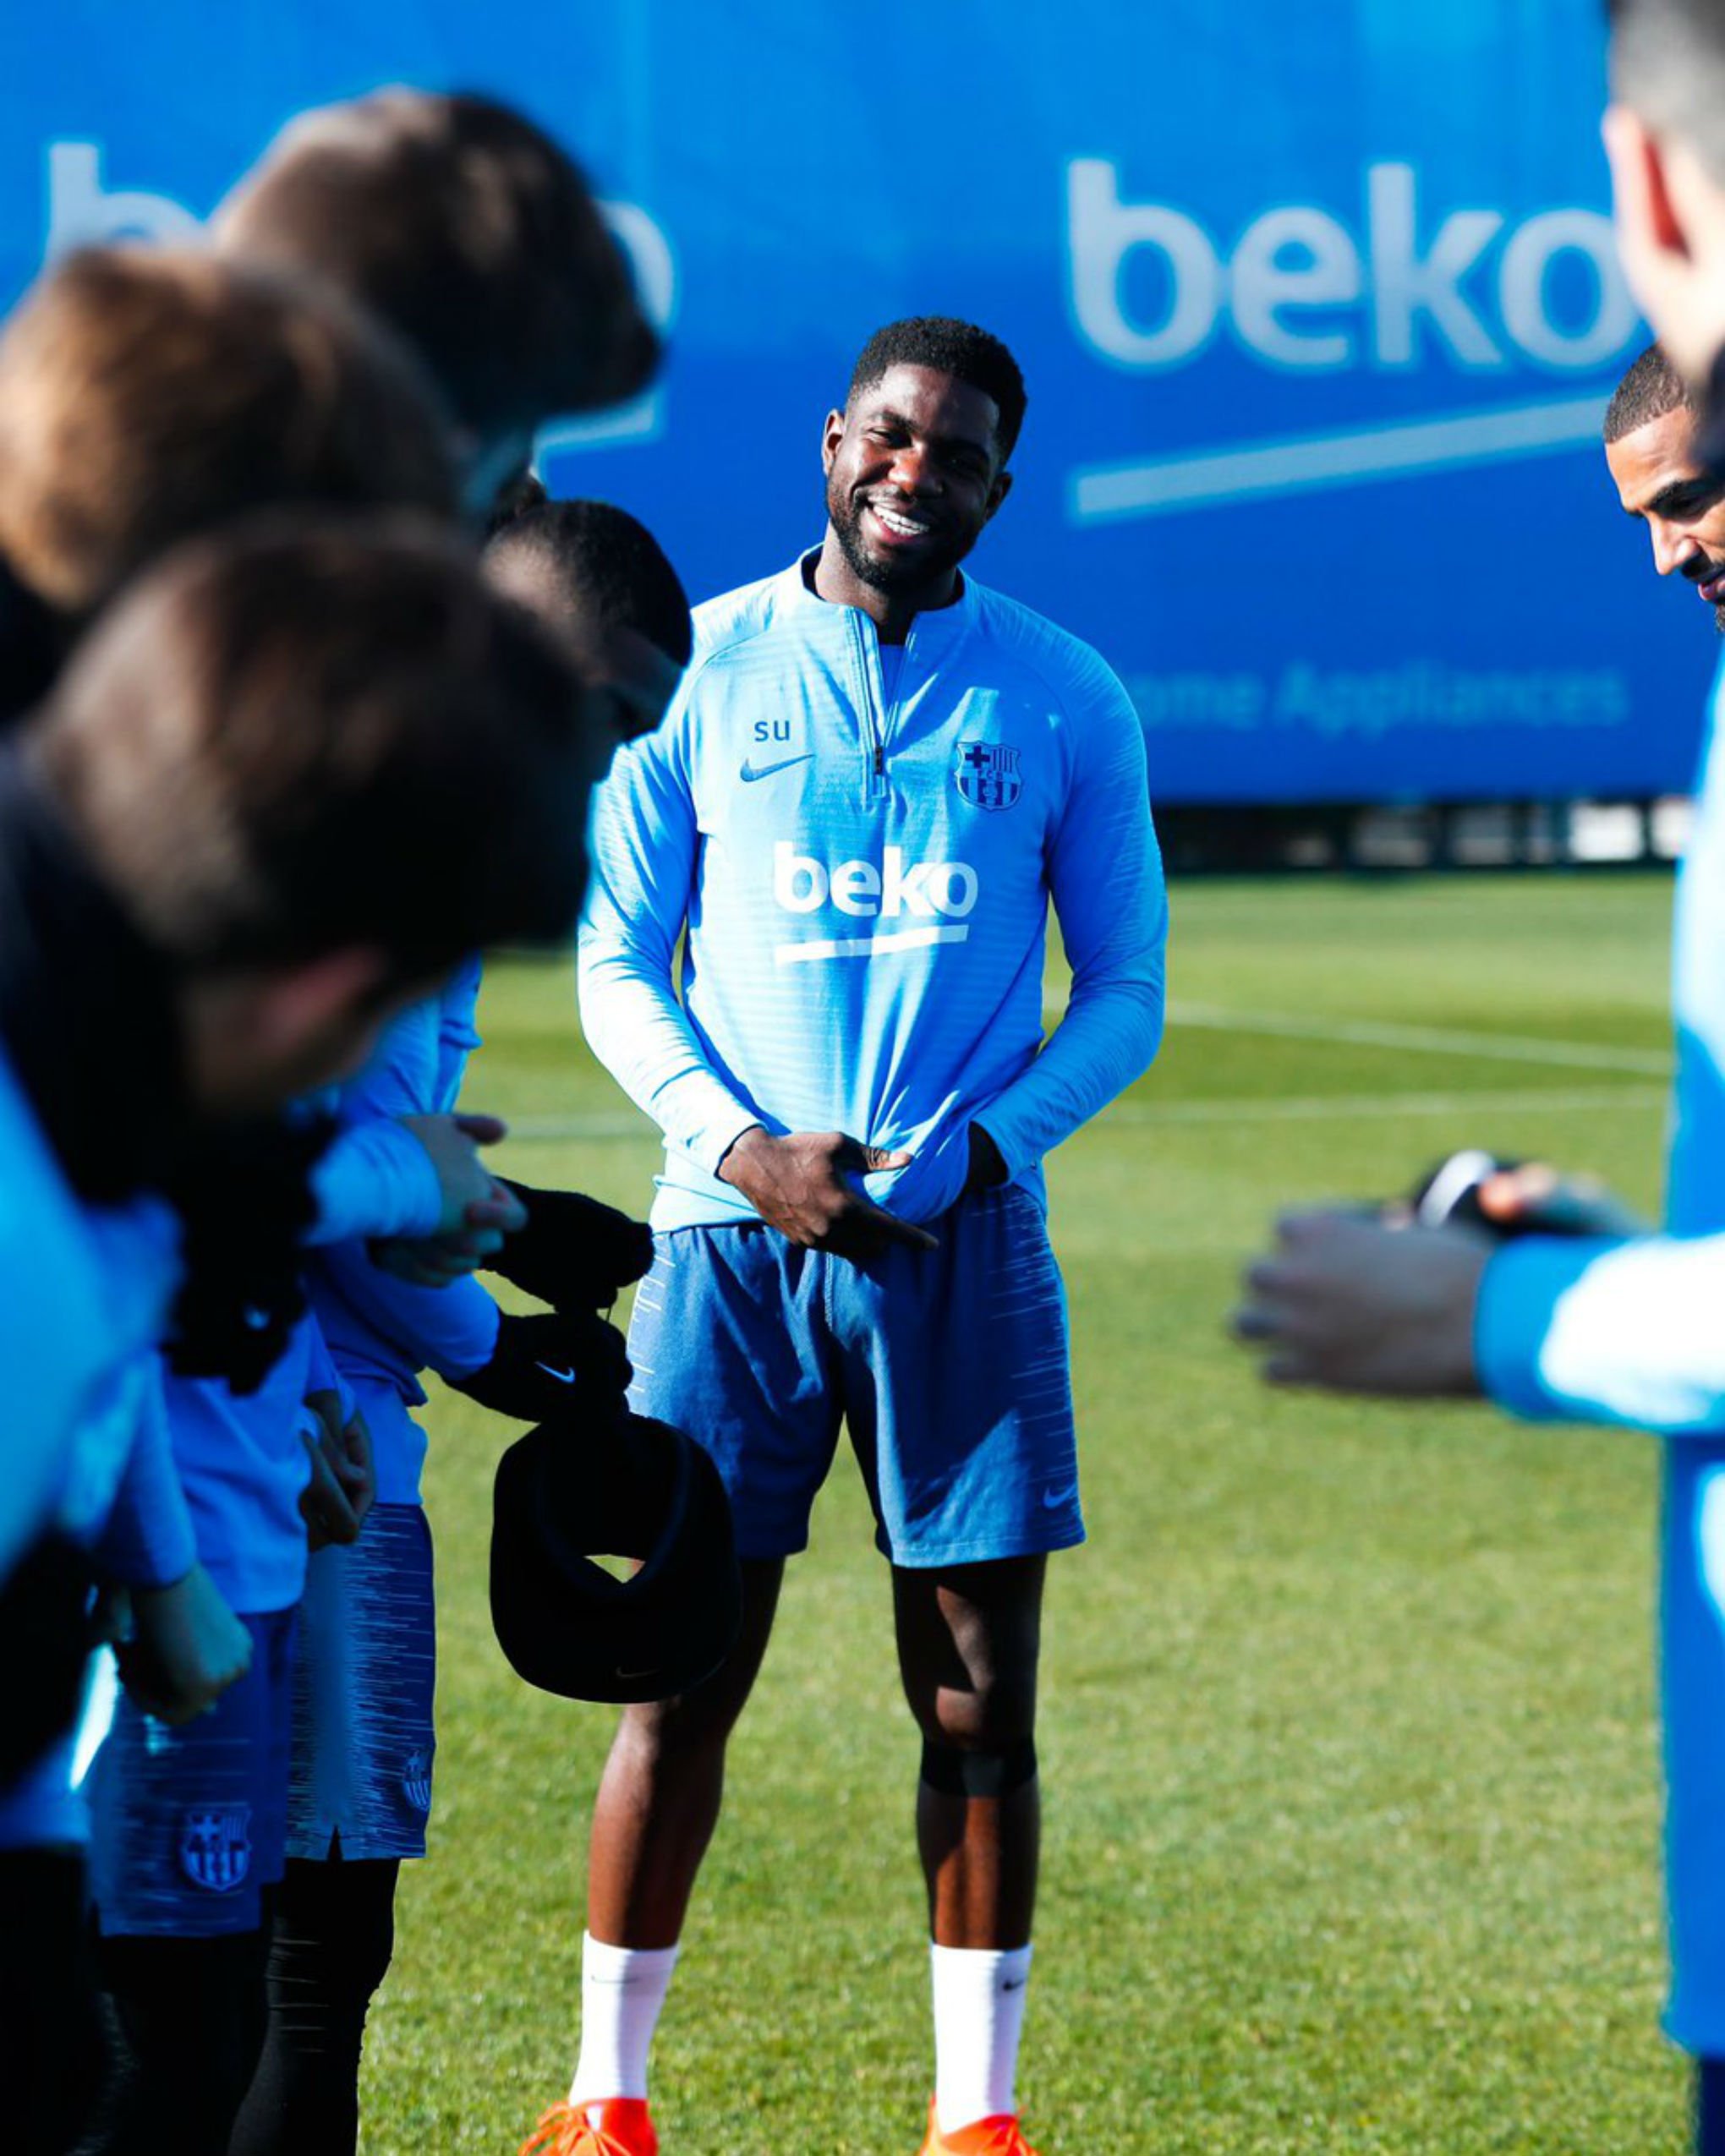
976, 659, 1166, 1180
311, 1240, 501, 1382
1476, 1231, 1725, 1432
578, 696, 764, 1174
306, 1117, 443, 1245
90, 1356, 196, 1589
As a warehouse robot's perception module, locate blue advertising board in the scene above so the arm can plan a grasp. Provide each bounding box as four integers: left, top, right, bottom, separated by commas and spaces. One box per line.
2, 0, 1711, 802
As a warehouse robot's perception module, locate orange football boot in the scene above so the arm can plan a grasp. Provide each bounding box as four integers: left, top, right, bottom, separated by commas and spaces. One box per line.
917, 2099, 1041, 2154
518, 2097, 659, 2156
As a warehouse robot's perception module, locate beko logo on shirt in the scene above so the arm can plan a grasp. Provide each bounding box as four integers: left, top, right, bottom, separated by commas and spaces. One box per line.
772, 841, 978, 965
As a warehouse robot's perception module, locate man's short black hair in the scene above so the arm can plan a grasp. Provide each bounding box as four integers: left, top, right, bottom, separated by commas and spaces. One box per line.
846, 317, 1027, 462
485, 497, 693, 666
1604, 341, 1697, 442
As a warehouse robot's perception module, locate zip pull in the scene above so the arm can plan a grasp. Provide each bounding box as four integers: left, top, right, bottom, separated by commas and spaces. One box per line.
873, 741, 885, 777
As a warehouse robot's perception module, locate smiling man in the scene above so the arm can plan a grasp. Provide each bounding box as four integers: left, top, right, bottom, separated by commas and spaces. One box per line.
1605, 342, 1725, 622
525, 319, 1168, 2156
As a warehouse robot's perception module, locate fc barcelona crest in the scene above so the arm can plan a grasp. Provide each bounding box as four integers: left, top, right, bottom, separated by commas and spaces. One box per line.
402, 1750, 433, 1814
953, 739, 1022, 812
179, 1804, 252, 1892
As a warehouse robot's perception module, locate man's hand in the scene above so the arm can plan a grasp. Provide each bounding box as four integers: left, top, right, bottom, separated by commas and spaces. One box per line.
387, 1112, 528, 1279
402, 1111, 523, 1237
299, 1389, 375, 1552
1232, 1209, 1491, 1397
718, 1127, 939, 1261
117, 1563, 253, 1724
1604, 104, 1725, 394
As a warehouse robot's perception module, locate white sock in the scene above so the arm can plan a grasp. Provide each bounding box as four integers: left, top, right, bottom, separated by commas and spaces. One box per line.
930, 1941, 1033, 2133
568, 1933, 680, 2107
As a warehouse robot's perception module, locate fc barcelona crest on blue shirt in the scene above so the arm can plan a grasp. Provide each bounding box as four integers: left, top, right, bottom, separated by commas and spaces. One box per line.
954, 740, 1022, 812
179, 1804, 252, 1892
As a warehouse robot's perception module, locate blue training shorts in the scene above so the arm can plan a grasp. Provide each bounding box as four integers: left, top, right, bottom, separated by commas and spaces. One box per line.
88, 1606, 296, 1937
627, 1183, 1082, 1568
287, 1498, 436, 1862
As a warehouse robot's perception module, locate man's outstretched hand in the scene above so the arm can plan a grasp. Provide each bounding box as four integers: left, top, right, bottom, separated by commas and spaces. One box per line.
718, 1127, 938, 1261
117, 1563, 254, 1724
375, 1112, 528, 1286
1232, 1209, 1491, 1397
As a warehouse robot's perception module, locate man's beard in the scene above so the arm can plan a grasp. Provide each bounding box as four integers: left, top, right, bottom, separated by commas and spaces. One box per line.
826, 477, 974, 594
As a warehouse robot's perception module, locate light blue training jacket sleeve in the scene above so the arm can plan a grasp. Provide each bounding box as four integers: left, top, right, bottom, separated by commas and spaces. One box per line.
307, 1116, 444, 1245
975, 653, 1167, 1182
578, 690, 764, 1176
1476, 1233, 1725, 1432
305, 966, 503, 1390
311, 1242, 500, 1382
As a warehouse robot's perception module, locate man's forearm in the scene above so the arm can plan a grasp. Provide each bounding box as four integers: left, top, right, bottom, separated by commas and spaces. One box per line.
1478, 1230, 1725, 1432
978, 971, 1164, 1179
577, 933, 760, 1174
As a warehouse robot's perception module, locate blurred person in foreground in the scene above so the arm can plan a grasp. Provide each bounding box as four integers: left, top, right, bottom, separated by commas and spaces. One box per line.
212, 88, 659, 525
0, 517, 603, 2155
526, 319, 1166, 2156
68, 518, 605, 2156
0, 239, 463, 1578
227, 497, 691, 2156
0, 242, 536, 1760
1235, 8, 1725, 2144
0, 249, 501, 2156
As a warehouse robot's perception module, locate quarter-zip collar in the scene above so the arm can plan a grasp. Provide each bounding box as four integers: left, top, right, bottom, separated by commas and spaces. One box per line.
783, 545, 979, 653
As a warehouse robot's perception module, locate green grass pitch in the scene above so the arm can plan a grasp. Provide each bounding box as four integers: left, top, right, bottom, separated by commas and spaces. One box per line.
364, 871, 1688, 2153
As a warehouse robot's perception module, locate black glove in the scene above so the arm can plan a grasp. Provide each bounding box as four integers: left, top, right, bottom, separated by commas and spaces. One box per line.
485, 1181, 654, 1311
447, 1308, 632, 1425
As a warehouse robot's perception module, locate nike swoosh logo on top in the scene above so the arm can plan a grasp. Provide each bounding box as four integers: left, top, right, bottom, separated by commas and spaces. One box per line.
536, 1364, 578, 1385
739, 752, 813, 783
1042, 1485, 1076, 1511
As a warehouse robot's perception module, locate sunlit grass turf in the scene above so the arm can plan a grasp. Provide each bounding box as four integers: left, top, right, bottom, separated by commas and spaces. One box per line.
365, 872, 1688, 2154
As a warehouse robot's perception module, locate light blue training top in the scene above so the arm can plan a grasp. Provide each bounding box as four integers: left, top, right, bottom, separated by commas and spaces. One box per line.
578, 554, 1169, 1230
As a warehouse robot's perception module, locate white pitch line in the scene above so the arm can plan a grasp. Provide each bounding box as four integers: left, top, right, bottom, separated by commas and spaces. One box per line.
501, 1113, 657, 1141
498, 1083, 1664, 1146
1097, 1084, 1664, 1129
1166, 1001, 1672, 1076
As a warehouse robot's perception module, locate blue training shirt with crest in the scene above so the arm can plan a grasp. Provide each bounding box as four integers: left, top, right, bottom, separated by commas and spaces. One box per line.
578, 551, 1169, 1229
